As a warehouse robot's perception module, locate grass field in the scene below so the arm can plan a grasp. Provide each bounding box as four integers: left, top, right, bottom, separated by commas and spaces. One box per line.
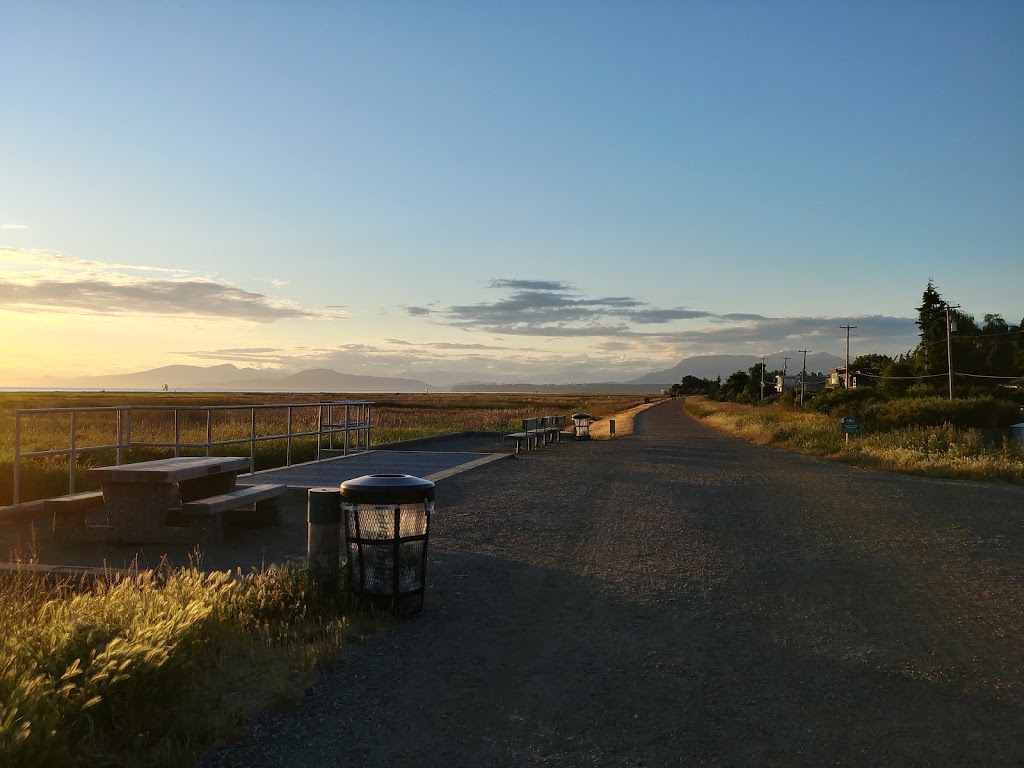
685, 397, 1024, 484
1, 391, 653, 506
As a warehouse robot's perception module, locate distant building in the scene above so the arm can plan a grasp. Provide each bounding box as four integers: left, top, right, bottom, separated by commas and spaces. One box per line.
827, 367, 880, 389
776, 373, 827, 394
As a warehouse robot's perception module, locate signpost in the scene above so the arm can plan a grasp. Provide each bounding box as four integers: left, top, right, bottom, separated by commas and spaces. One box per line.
841, 417, 861, 443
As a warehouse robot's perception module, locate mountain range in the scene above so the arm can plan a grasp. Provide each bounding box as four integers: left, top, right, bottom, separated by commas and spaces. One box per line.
24, 351, 846, 392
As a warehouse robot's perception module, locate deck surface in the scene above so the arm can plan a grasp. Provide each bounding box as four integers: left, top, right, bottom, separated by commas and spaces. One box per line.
240, 450, 506, 489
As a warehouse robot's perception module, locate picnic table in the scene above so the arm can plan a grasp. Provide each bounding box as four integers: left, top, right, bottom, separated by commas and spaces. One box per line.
87, 456, 251, 543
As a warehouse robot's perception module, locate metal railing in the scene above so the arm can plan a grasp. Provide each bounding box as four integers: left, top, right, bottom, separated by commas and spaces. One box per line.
12, 400, 374, 505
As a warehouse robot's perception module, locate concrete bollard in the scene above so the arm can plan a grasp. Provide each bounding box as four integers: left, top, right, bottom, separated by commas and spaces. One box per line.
609, 419, 615, 437
307, 487, 341, 598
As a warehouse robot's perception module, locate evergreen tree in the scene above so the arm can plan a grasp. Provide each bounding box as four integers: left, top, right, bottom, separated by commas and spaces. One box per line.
914, 280, 947, 375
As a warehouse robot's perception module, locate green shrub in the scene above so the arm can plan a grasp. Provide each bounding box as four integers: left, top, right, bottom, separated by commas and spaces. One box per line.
807, 387, 882, 417
864, 396, 1021, 431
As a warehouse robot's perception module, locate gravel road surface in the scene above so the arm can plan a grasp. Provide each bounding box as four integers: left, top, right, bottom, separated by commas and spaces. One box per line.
202, 399, 1024, 767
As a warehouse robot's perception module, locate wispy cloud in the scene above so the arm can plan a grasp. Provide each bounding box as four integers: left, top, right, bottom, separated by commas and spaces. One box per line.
421, 276, 918, 354
1, 224, 29, 229
438, 279, 707, 336
0, 247, 341, 323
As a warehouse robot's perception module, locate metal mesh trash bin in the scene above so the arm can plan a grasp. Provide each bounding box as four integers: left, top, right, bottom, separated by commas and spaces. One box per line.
340, 474, 435, 617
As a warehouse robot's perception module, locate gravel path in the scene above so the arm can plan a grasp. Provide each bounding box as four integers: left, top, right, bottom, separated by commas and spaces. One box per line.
201, 400, 1024, 767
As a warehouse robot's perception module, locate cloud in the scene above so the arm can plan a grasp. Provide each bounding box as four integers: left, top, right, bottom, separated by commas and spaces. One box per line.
437, 278, 704, 337
404, 306, 433, 316
488, 278, 572, 291
0, 247, 338, 323
1, 224, 29, 229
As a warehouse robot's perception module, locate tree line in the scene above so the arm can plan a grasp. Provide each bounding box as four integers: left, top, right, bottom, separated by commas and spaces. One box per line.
670, 280, 1024, 405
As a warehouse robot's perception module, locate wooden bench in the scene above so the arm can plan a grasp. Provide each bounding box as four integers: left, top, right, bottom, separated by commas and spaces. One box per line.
547, 415, 568, 443
44, 491, 107, 542
179, 483, 287, 544
505, 417, 544, 454
540, 416, 557, 445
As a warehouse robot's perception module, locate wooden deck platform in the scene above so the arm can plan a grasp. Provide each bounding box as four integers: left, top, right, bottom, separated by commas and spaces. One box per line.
239, 450, 507, 489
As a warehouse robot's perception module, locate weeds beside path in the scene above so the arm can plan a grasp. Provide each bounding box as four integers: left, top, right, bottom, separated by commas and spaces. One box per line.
202, 399, 1024, 767
685, 396, 1024, 484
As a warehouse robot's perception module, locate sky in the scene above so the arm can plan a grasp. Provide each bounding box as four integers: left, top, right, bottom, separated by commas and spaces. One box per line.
3, 1, 1022, 386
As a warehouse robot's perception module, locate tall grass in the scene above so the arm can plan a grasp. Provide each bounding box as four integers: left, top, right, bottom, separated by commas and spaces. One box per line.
685, 397, 1024, 484
0, 559, 361, 768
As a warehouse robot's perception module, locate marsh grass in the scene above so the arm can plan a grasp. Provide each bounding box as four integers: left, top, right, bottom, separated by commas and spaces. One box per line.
685, 397, 1024, 484
0, 556, 369, 768
1, 392, 648, 505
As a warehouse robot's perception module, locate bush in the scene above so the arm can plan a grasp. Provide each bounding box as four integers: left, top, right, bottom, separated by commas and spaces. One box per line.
807, 388, 882, 417
864, 396, 1021, 431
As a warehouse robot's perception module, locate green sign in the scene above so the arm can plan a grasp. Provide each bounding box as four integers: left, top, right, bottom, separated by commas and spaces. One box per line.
841, 417, 860, 434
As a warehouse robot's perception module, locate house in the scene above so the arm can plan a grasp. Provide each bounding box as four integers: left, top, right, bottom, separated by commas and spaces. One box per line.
827, 367, 880, 389
776, 373, 827, 394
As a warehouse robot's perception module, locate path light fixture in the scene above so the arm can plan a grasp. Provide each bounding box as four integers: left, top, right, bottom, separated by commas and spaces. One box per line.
340, 474, 435, 618
572, 413, 593, 441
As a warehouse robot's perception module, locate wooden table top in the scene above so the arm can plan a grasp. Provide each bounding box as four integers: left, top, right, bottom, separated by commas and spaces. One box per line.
87, 456, 250, 483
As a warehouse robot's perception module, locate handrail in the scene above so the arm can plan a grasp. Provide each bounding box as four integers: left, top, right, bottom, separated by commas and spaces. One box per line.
12, 400, 374, 505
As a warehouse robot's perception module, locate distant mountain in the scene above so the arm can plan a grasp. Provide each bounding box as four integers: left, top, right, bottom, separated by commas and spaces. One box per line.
48, 364, 431, 392
627, 352, 845, 389
213, 368, 430, 392
60, 364, 277, 390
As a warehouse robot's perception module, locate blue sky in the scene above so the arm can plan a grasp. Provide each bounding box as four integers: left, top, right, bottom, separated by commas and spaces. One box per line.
3, 1, 1021, 385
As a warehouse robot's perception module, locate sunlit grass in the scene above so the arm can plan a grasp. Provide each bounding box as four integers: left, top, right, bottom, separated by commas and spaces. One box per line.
0, 558, 368, 768
685, 397, 1024, 483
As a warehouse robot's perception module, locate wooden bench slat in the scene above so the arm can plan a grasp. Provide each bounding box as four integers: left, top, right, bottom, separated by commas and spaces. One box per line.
43, 491, 105, 513
180, 484, 287, 516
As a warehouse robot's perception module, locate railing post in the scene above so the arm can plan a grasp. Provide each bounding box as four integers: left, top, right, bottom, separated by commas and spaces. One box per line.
250, 408, 257, 473
70, 411, 78, 495
344, 404, 351, 456
116, 408, 124, 465
13, 412, 21, 505
174, 410, 181, 457
287, 406, 293, 466
206, 409, 212, 457
317, 403, 323, 462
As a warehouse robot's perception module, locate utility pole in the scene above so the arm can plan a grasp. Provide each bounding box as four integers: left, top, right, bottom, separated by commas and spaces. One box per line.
945, 303, 960, 401
798, 349, 810, 406
840, 324, 857, 389
758, 355, 767, 402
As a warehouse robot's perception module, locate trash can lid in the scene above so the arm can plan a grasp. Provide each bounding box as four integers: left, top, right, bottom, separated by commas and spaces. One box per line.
571, 413, 593, 420
340, 473, 436, 504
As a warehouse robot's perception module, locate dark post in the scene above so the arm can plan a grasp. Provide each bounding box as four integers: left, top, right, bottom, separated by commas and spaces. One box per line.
307, 487, 341, 598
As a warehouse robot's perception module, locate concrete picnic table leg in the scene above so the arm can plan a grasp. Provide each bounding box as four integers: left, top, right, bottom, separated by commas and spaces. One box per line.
101, 481, 182, 543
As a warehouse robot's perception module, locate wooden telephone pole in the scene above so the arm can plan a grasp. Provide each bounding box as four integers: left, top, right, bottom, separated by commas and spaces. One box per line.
798, 349, 810, 405
945, 304, 960, 400
840, 325, 857, 389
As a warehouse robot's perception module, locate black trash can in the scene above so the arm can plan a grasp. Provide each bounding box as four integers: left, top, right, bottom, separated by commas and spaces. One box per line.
340, 474, 435, 617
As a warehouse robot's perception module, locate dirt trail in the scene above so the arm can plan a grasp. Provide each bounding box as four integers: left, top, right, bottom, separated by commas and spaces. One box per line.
202, 400, 1024, 767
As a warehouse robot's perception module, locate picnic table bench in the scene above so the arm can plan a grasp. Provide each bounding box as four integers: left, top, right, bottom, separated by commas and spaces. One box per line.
505, 416, 569, 453
505, 418, 545, 454
545, 415, 568, 444
43, 456, 290, 545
